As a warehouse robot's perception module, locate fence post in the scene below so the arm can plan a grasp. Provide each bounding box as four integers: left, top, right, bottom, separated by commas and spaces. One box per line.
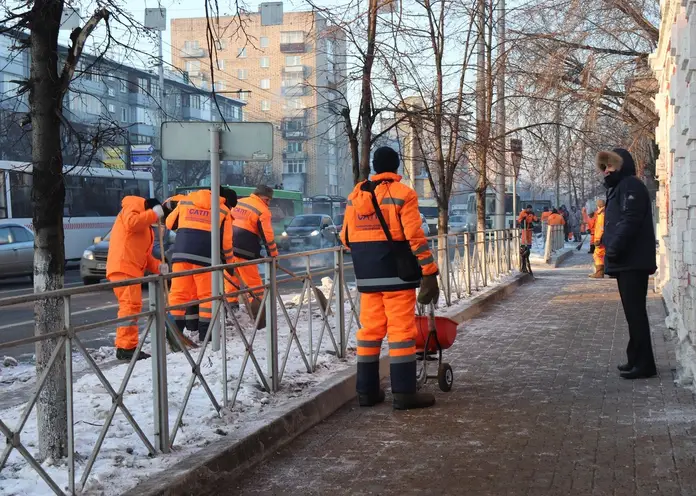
464, 232, 472, 295
506, 229, 512, 272
335, 248, 346, 358
64, 295, 75, 495
265, 260, 279, 392
150, 278, 170, 453
443, 234, 451, 305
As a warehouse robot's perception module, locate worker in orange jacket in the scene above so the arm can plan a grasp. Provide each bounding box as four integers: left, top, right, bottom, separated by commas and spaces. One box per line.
164, 193, 199, 334
342, 147, 440, 411
589, 199, 606, 278
166, 188, 235, 342
107, 196, 169, 361
517, 205, 538, 247
227, 185, 279, 318
582, 207, 596, 255
547, 208, 565, 226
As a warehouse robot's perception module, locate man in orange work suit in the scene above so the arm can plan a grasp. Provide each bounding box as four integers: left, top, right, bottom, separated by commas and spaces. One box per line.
166, 188, 235, 343
227, 185, 279, 320
107, 196, 169, 361
342, 147, 440, 410
589, 199, 606, 279
517, 205, 538, 273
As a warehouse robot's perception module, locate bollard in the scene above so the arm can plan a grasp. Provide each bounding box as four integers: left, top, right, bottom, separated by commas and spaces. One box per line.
265, 260, 279, 392
335, 248, 346, 358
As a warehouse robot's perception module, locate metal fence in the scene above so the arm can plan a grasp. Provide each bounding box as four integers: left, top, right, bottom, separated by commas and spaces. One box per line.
0, 228, 519, 495
544, 224, 565, 262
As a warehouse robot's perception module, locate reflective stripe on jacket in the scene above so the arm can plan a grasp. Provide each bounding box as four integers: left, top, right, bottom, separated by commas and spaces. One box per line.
231, 194, 278, 260
165, 189, 234, 267
341, 172, 438, 293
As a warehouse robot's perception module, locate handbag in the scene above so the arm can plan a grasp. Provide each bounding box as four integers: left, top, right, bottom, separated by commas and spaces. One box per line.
367, 181, 422, 282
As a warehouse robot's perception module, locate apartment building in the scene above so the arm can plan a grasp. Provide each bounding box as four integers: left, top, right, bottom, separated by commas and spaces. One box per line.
0, 30, 245, 195
171, 5, 352, 197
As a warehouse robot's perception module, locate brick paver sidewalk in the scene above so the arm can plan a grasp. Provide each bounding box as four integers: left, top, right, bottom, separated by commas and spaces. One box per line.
231, 253, 696, 496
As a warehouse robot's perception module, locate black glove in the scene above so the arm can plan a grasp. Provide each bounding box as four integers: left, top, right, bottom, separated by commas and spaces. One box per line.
145, 198, 161, 210
161, 203, 172, 219
417, 274, 440, 305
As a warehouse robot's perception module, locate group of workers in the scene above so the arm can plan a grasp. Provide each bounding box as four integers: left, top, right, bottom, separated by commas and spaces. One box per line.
516, 199, 607, 278
106, 185, 278, 362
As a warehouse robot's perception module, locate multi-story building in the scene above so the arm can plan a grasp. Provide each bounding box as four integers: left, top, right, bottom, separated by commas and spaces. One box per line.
170, 3, 352, 197
0, 30, 246, 195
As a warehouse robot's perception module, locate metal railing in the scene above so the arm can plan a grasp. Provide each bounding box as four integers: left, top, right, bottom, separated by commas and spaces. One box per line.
0, 228, 519, 495
544, 224, 565, 262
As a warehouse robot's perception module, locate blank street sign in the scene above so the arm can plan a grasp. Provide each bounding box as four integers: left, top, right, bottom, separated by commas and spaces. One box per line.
161, 121, 274, 161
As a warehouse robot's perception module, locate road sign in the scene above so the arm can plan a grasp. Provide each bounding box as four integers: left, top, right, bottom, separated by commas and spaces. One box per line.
131, 166, 154, 173
161, 121, 274, 161
131, 144, 154, 154
131, 154, 155, 165
130, 144, 154, 166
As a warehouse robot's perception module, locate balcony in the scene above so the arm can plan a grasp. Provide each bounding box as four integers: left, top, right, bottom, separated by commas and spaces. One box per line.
182, 47, 206, 58
182, 106, 204, 120
283, 65, 310, 77
128, 92, 154, 107
130, 123, 156, 137
282, 85, 309, 97
282, 150, 308, 160
282, 129, 307, 139
280, 42, 306, 53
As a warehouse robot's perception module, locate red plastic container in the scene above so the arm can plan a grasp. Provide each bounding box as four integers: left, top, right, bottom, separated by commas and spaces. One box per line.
414, 315, 458, 352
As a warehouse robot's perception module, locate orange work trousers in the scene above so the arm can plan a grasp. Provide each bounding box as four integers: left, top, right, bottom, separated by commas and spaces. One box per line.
169, 262, 212, 333
357, 290, 417, 364
520, 229, 533, 246
225, 257, 264, 304
593, 244, 606, 267
111, 273, 143, 350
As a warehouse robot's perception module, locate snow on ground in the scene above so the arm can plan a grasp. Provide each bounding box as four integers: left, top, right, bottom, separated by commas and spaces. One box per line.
0, 267, 514, 496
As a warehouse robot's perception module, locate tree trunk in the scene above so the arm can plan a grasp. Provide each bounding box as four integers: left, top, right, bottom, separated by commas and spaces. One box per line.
358, 0, 378, 182
29, 0, 68, 461
475, 0, 488, 234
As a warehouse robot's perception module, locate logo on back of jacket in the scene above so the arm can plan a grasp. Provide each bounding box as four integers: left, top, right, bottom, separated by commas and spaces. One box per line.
233, 206, 253, 219
356, 212, 381, 231
186, 208, 211, 224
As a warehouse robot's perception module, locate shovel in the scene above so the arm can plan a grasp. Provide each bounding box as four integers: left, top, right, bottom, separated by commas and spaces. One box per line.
157, 220, 198, 350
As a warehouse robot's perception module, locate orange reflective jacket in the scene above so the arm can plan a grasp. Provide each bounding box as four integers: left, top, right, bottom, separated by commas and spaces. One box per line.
547, 213, 565, 226
231, 194, 278, 259
541, 211, 551, 223
518, 211, 538, 230
166, 189, 234, 266
107, 196, 160, 279
164, 193, 188, 211
341, 172, 438, 293
594, 206, 605, 245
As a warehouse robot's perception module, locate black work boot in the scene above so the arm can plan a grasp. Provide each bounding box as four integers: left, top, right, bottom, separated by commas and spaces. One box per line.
116, 348, 151, 361
390, 361, 435, 411
356, 361, 384, 407
198, 322, 210, 343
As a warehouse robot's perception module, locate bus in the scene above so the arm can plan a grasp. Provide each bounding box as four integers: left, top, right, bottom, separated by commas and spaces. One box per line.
465, 191, 521, 231
176, 185, 304, 238
0, 161, 154, 260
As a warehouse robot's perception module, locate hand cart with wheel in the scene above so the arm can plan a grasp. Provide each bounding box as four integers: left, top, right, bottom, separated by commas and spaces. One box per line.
414, 303, 457, 392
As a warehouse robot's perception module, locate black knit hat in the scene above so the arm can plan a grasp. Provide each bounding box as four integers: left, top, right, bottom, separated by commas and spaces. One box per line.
373, 146, 400, 174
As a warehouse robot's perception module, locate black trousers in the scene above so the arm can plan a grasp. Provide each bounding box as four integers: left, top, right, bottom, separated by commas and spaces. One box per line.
616, 271, 656, 372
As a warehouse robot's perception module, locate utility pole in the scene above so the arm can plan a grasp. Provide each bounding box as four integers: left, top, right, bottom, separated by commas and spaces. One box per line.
554, 100, 561, 206
475, 0, 487, 233
145, 8, 168, 196
494, 0, 506, 229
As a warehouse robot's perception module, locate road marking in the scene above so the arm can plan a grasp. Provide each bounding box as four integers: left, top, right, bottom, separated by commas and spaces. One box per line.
0, 280, 84, 297
0, 298, 150, 331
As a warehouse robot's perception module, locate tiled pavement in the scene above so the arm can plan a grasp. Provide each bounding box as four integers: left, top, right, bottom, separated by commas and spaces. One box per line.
230, 253, 696, 496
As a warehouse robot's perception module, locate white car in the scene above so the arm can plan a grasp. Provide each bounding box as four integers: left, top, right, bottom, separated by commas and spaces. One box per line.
420, 213, 431, 236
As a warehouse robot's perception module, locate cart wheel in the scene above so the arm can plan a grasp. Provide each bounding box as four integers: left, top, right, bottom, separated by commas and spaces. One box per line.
438, 363, 453, 392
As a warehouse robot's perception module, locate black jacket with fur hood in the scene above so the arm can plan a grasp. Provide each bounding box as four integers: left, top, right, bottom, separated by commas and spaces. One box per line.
596, 148, 656, 275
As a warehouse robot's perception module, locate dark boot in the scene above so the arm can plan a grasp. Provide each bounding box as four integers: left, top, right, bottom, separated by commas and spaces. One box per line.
390, 361, 435, 411
620, 367, 657, 380
356, 361, 384, 406
589, 265, 604, 278
116, 348, 151, 361
617, 363, 632, 372
249, 299, 266, 329
198, 321, 210, 343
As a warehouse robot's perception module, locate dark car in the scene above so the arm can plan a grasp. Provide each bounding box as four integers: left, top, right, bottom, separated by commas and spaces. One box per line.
80, 225, 175, 285
279, 214, 338, 251
0, 223, 34, 281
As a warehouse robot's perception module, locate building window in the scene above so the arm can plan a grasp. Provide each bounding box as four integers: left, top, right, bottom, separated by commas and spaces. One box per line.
216, 59, 225, 70
108, 87, 115, 97
190, 94, 201, 109
286, 98, 304, 110
108, 103, 115, 113
283, 160, 306, 174
237, 92, 248, 102
184, 40, 200, 51
121, 107, 128, 123
280, 31, 304, 44
260, 78, 270, 90
285, 56, 302, 66
237, 47, 247, 58
287, 142, 303, 152
107, 72, 115, 81
237, 69, 248, 80
185, 60, 201, 73
214, 81, 226, 91
260, 36, 269, 48
260, 57, 270, 68
215, 39, 226, 50
261, 100, 271, 111
137, 77, 148, 95
120, 80, 127, 93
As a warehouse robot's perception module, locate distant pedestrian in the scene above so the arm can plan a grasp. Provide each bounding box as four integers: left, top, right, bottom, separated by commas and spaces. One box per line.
597, 148, 657, 380
568, 206, 582, 244
559, 205, 570, 241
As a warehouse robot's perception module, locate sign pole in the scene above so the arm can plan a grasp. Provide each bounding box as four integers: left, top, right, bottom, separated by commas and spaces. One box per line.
210, 126, 222, 352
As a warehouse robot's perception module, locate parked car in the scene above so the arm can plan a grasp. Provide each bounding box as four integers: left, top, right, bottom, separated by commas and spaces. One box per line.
420, 213, 431, 237
448, 215, 468, 234
0, 223, 34, 281
80, 225, 175, 285
280, 214, 339, 251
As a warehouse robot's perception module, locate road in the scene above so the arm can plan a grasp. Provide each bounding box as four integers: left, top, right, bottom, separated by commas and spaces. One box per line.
0, 255, 354, 362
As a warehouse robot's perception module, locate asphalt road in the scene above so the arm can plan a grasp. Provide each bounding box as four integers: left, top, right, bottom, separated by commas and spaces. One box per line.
0, 254, 354, 362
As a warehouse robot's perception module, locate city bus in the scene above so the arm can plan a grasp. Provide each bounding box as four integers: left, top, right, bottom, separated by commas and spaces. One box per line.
0, 161, 154, 260
176, 185, 304, 238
